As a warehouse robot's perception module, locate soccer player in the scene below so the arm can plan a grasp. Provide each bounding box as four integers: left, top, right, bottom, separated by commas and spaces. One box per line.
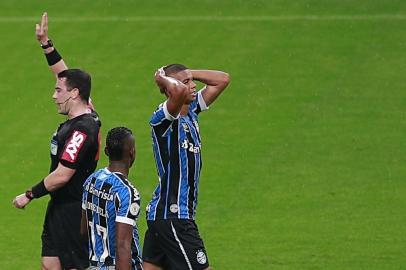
12, 13, 101, 270
81, 127, 143, 270
142, 65, 230, 270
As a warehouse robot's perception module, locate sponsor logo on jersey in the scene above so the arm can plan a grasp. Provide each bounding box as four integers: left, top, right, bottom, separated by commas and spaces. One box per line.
196, 250, 207, 265
61, 130, 87, 163
181, 140, 201, 153
85, 182, 114, 201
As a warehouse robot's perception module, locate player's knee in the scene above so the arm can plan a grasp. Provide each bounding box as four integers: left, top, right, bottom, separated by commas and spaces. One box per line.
41, 257, 62, 270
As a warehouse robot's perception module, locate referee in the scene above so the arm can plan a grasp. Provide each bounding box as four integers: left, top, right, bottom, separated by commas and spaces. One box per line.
143, 64, 230, 270
13, 13, 101, 270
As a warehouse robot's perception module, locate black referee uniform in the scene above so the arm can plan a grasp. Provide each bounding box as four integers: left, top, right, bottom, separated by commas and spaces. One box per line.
42, 111, 101, 269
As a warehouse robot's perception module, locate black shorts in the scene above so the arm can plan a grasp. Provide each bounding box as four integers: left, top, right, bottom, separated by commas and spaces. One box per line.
142, 219, 209, 270
42, 200, 89, 269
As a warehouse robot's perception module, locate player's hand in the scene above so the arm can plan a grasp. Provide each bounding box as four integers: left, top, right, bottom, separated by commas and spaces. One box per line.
155, 67, 167, 93
36, 12, 49, 44
12, 193, 31, 209
155, 67, 166, 78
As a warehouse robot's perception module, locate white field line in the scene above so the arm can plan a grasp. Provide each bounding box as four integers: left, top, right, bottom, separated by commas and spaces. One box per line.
1, 15, 406, 23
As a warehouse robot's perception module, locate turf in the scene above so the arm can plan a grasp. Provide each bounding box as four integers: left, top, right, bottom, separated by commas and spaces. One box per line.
1, 1, 406, 269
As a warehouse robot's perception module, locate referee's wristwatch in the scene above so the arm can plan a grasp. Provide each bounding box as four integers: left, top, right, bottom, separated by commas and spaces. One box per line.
25, 190, 34, 200
40, 39, 53, 49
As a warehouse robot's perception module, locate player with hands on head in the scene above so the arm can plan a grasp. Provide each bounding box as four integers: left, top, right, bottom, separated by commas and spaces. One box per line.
13, 12, 101, 270
143, 64, 230, 270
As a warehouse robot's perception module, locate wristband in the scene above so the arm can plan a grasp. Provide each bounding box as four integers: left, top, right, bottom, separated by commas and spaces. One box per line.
31, 179, 49, 198
45, 48, 62, 66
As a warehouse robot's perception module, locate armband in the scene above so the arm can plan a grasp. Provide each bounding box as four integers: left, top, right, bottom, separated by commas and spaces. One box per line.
31, 179, 49, 198
45, 49, 62, 66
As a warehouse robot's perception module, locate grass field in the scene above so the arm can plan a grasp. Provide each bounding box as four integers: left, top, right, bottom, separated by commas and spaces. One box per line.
1, 1, 406, 269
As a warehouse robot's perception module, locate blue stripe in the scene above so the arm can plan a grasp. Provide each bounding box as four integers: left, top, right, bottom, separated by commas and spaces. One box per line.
178, 121, 190, 218
150, 105, 166, 126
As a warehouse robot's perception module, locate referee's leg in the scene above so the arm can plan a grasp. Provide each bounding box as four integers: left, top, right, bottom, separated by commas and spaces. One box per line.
42, 256, 62, 270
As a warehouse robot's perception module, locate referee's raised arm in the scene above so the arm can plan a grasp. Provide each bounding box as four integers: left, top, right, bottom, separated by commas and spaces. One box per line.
36, 12, 68, 76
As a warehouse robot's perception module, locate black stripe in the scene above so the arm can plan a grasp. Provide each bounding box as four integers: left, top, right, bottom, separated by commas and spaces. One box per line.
98, 180, 113, 264
86, 176, 97, 260
167, 120, 181, 219
152, 123, 171, 219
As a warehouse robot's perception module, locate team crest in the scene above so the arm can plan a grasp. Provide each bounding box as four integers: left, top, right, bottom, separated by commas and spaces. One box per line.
182, 123, 189, 132
196, 250, 207, 265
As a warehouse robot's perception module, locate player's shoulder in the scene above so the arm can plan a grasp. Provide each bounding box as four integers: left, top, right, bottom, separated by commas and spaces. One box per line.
74, 111, 101, 129
151, 102, 165, 115
85, 168, 106, 183
112, 174, 140, 197
66, 112, 100, 139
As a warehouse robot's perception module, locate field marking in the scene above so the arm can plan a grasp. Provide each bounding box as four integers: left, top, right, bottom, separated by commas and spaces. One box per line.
1, 15, 406, 23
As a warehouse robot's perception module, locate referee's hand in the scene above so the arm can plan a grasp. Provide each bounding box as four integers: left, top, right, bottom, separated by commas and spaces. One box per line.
12, 193, 31, 209
36, 12, 49, 44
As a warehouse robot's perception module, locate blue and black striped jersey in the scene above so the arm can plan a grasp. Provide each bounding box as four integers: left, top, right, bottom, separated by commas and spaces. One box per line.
146, 91, 209, 220
82, 168, 142, 269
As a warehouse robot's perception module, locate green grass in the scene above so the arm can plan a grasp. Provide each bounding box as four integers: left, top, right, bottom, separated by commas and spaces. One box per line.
1, 1, 406, 269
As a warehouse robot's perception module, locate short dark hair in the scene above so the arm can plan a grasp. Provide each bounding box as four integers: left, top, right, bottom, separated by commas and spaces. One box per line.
163, 64, 188, 76
105, 127, 134, 161
58, 69, 91, 103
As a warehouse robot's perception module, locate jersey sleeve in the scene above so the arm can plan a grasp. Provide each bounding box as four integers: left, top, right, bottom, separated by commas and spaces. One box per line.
115, 184, 141, 226
59, 126, 95, 169
190, 90, 209, 115
150, 101, 179, 124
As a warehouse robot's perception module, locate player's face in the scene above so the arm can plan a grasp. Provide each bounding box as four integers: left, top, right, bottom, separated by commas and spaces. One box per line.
52, 78, 72, 115
171, 69, 197, 104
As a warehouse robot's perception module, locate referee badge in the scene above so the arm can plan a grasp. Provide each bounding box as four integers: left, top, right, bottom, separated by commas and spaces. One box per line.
50, 139, 58, 155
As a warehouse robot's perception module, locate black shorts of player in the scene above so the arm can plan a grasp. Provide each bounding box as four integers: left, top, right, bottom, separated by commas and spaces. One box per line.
143, 219, 209, 270
42, 200, 89, 269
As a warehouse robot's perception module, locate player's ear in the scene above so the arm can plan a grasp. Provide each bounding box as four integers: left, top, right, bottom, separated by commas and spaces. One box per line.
104, 147, 109, 157
71, 87, 80, 99
129, 146, 136, 167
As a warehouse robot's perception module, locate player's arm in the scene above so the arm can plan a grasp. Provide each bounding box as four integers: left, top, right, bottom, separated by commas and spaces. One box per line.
80, 210, 88, 236
36, 12, 68, 76
115, 222, 133, 270
155, 67, 188, 117
191, 69, 230, 106
12, 163, 75, 209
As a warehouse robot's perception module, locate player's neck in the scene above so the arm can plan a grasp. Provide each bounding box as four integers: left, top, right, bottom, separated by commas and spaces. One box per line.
68, 103, 91, 119
180, 104, 189, 116
108, 162, 129, 178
